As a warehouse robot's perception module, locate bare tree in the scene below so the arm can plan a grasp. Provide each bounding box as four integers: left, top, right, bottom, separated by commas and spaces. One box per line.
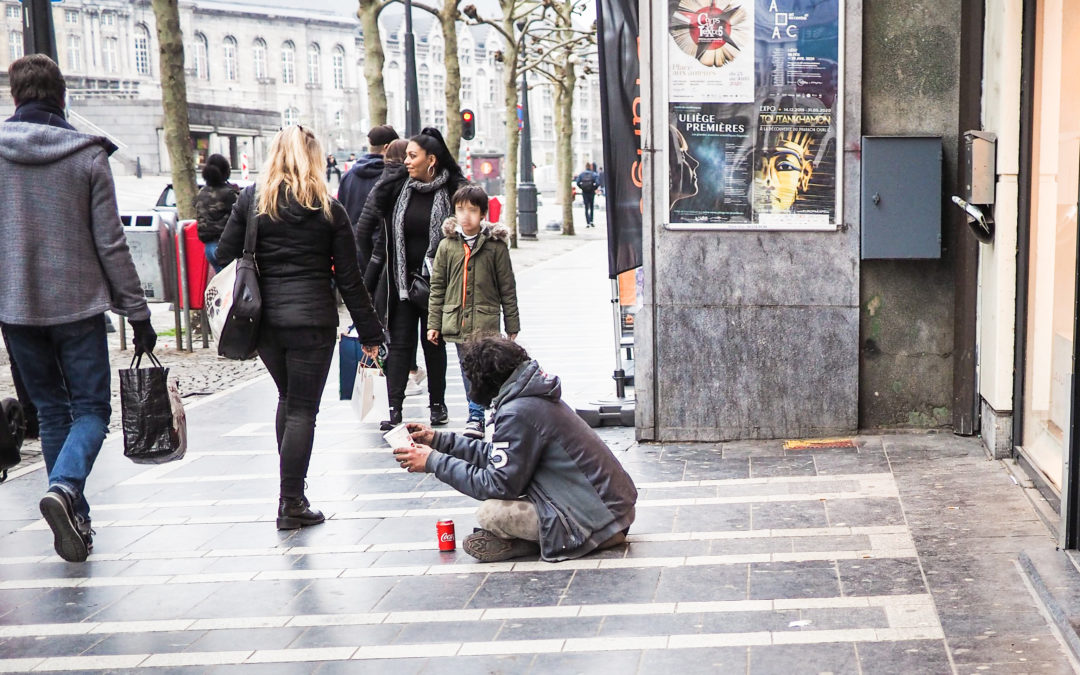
521, 0, 594, 235
401, 0, 465, 158
358, 0, 392, 126
150, 0, 196, 220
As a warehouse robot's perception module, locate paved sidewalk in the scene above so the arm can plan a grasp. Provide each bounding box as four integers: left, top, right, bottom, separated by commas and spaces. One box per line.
1, 226, 1076, 673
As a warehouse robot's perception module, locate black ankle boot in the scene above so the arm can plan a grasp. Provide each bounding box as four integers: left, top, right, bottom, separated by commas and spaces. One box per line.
276, 497, 325, 530
380, 407, 403, 432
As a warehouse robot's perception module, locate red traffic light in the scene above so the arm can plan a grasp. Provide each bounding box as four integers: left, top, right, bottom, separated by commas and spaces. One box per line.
461, 109, 476, 141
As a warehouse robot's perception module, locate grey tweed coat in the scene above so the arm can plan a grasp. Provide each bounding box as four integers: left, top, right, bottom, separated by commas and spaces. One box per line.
0, 122, 149, 326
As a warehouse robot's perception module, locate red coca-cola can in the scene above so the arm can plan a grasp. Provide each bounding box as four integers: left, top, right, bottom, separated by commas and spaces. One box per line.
436, 519, 456, 551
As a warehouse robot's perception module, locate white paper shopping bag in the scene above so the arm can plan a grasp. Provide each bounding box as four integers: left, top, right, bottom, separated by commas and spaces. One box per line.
351, 366, 388, 423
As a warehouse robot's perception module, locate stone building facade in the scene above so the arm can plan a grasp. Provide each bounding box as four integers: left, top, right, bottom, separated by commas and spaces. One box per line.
0, 0, 604, 187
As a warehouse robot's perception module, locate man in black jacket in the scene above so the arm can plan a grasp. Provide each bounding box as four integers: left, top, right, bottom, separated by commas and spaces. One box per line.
394, 337, 638, 562
339, 125, 399, 240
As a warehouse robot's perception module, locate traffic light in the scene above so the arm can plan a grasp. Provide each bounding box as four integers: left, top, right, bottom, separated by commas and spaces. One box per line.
461, 109, 476, 141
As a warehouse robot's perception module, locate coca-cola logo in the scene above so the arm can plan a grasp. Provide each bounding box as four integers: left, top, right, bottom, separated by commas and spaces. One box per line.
440, 532, 455, 542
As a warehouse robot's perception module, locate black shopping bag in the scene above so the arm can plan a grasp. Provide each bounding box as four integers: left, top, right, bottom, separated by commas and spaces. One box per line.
119, 353, 187, 464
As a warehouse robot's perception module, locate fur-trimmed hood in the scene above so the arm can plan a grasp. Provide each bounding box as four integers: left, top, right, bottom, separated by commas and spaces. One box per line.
441, 216, 510, 244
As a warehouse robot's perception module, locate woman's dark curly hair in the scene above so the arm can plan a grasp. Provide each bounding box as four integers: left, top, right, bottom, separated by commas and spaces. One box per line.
460, 337, 530, 407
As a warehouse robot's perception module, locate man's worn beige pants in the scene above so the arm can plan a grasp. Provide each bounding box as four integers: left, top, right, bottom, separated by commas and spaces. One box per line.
476, 499, 630, 549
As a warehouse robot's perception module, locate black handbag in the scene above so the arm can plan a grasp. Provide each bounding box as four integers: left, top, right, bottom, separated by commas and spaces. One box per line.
218, 189, 262, 360
407, 270, 430, 310
119, 353, 187, 464
0, 397, 25, 483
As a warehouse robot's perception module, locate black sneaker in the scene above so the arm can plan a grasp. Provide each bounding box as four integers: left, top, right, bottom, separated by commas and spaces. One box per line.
39, 486, 89, 563
430, 403, 449, 426
463, 528, 539, 562
78, 522, 95, 555
463, 418, 484, 439
379, 408, 403, 432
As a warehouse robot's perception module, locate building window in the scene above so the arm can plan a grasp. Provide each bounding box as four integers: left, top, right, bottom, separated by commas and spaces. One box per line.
281, 41, 295, 84
334, 110, 344, 127
223, 36, 237, 81
307, 43, 320, 85
253, 38, 267, 79
8, 29, 21, 61
134, 25, 151, 75
460, 47, 471, 66
579, 117, 589, 142
283, 107, 299, 127
102, 37, 118, 74
489, 79, 497, 104
419, 64, 430, 98
101, 12, 115, 27
542, 87, 553, 106
64, 9, 78, 24
193, 33, 208, 80
461, 76, 473, 103
6, 6, 19, 21
66, 34, 81, 71
432, 42, 443, 63
433, 73, 444, 96
332, 45, 345, 89
434, 108, 445, 131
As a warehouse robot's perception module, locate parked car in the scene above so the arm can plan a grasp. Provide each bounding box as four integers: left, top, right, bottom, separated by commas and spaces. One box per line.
154, 180, 254, 214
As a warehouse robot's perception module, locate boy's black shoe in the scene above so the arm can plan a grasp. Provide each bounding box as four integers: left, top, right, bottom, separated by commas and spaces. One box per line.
463, 418, 484, 439
39, 485, 88, 562
430, 403, 449, 426
380, 408, 403, 431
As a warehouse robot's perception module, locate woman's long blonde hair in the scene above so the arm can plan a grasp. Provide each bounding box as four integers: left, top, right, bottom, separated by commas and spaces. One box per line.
257, 125, 333, 221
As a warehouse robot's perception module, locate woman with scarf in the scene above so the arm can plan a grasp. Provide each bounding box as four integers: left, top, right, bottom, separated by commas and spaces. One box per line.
355, 128, 467, 430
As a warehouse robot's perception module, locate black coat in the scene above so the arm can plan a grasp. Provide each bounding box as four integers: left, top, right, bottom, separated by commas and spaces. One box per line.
216, 185, 383, 344
194, 182, 240, 243
338, 153, 385, 230
355, 166, 467, 295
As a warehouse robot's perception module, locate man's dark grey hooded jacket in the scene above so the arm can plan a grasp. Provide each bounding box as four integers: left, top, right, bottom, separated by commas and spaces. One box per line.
425, 360, 638, 561
0, 122, 149, 325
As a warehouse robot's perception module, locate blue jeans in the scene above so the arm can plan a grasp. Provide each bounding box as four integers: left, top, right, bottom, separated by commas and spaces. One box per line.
455, 343, 486, 421
2, 315, 111, 524
204, 241, 224, 273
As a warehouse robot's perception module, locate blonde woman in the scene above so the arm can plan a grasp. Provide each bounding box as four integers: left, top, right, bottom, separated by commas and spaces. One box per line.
216, 126, 383, 529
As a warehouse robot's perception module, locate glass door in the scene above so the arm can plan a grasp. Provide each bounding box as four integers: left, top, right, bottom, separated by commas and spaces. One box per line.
1022, 0, 1079, 491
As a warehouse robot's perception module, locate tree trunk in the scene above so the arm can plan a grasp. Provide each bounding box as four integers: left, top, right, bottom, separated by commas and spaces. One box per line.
500, 5, 519, 248
440, 1, 462, 159
554, 62, 576, 236
359, 0, 387, 126
150, 0, 196, 221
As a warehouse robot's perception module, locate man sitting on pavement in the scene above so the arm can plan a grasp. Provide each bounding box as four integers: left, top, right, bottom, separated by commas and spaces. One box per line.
393, 336, 637, 562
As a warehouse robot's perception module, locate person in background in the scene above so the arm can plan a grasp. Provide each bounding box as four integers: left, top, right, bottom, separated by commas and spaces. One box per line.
426, 185, 519, 439
355, 128, 467, 430
325, 153, 340, 183
194, 153, 240, 273
339, 125, 399, 251
394, 337, 637, 563
575, 162, 600, 228
0, 55, 156, 562
216, 126, 383, 530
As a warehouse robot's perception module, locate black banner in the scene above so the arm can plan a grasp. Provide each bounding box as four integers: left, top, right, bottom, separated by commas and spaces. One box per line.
597, 0, 642, 278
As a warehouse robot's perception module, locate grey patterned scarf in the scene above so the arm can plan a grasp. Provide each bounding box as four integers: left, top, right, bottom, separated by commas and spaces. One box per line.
391, 169, 452, 301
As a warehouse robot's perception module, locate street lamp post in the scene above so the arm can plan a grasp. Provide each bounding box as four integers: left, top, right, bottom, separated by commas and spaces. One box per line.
21, 0, 56, 61
403, 0, 421, 136
517, 68, 538, 239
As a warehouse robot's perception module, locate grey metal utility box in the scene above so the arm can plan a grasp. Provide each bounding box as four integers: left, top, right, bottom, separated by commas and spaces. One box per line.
861, 136, 942, 259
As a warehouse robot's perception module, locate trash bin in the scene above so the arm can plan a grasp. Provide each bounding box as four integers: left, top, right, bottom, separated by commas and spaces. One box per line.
175, 220, 210, 310
121, 211, 177, 304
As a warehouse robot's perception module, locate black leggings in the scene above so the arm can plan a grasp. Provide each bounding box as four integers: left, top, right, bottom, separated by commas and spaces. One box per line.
582, 190, 596, 224
257, 326, 336, 499
385, 296, 446, 411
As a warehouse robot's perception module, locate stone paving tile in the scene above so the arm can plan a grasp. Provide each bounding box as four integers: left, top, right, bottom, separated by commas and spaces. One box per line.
288, 624, 404, 649
468, 571, 577, 609
528, 649, 641, 673
317, 659, 426, 675
560, 568, 661, 605
79, 630, 206, 656
747, 643, 860, 675
748, 564, 842, 600
837, 557, 927, 596
495, 616, 604, 641
655, 564, 748, 602
825, 496, 907, 527
750, 500, 829, 530
0, 634, 107, 658
638, 647, 747, 674
855, 639, 953, 673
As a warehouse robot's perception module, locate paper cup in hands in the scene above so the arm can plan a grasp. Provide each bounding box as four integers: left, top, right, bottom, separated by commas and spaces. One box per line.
383, 423, 414, 449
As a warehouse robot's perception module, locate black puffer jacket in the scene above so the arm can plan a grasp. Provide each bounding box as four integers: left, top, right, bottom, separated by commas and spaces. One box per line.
194, 182, 240, 243
426, 361, 638, 561
216, 185, 383, 344
354, 167, 468, 291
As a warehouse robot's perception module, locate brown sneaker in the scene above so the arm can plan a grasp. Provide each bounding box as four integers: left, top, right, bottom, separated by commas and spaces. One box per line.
462, 528, 539, 562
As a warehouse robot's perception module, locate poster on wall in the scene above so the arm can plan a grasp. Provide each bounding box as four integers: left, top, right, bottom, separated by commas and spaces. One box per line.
666, 0, 842, 230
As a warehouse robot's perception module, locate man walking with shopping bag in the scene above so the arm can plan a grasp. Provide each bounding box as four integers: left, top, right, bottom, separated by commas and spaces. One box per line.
0, 55, 156, 562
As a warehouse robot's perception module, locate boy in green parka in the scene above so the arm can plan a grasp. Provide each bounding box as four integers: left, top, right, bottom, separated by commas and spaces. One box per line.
427, 185, 520, 439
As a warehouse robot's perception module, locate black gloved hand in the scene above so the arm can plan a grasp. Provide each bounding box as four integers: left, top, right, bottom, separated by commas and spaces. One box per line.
130, 319, 157, 356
